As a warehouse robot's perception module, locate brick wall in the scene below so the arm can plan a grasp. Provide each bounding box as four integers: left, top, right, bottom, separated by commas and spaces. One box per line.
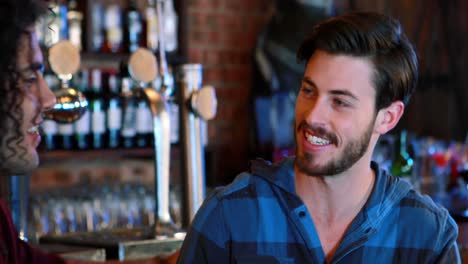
183, 0, 273, 185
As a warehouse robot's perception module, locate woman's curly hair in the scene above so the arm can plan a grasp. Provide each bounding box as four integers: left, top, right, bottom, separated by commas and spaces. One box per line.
0, 0, 47, 166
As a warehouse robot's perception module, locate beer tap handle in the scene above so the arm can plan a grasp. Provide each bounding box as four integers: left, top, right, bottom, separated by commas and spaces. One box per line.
45, 40, 88, 123
190, 85, 217, 121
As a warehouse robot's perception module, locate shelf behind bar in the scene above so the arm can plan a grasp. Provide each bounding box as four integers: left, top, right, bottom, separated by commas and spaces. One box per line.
80, 51, 186, 70
38, 145, 180, 163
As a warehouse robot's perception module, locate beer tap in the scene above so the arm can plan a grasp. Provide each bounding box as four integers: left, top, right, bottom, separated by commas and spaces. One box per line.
177, 64, 217, 227
43, 40, 88, 123
156, 0, 218, 228
128, 0, 217, 236
127, 48, 181, 239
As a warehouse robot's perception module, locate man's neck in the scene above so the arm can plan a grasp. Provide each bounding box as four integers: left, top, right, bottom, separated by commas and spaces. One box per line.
294, 159, 375, 224
294, 158, 376, 261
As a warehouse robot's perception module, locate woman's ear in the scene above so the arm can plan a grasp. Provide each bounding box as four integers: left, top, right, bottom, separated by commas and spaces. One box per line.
374, 101, 405, 135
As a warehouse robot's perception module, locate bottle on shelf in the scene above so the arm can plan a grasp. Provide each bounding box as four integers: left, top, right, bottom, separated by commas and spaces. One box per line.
58, 122, 75, 150
124, 0, 143, 53
67, 0, 83, 50
106, 73, 122, 148
41, 120, 59, 150
55, 74, 75, 150
56, 78, 75, 150
41, 74, 60, 150
390, 130, 414, 184
90, 69, 107, 149
120, 77, 137, 148
43, 3, 68, 47
90, 1, 104, 52
135, 80, 153, 148
163, 0, 178, 52
103, 4, 123, 53
145, 0, 159, 52
74, 69, 91, 150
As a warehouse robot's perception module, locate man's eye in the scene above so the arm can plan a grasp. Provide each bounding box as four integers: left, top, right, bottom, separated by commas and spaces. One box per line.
301, 87, 314, 95
333, 98, 350, 107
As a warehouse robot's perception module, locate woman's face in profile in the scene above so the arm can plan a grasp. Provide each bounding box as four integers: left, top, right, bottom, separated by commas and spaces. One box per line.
0, 29, 55, 175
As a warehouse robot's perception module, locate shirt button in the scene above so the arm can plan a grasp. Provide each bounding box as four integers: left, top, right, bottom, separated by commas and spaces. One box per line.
298, 211, 306, 217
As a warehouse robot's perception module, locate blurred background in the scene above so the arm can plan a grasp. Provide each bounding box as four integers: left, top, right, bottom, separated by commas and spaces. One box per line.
21, 0, 467, 255
182, 0, 468, 186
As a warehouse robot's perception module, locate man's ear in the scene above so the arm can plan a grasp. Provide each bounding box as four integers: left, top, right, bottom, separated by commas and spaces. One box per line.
374, 101, 405, 135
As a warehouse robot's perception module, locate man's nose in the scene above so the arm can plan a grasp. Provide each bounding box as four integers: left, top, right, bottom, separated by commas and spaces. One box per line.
304, 98, 329, 125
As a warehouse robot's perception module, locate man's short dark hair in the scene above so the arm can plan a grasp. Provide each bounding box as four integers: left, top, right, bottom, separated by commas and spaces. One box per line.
297, 12, 418, 110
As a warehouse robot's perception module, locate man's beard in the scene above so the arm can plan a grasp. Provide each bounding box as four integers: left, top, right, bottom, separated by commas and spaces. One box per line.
295, 117, 375, 177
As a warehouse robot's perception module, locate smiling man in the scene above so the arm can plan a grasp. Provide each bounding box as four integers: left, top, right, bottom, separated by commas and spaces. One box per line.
178, 12, 460, 263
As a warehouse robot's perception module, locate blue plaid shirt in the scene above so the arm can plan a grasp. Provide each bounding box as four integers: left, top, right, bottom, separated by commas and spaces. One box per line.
178, 157, 460, 263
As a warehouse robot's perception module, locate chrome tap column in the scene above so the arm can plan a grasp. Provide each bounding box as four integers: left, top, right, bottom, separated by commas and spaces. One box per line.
177, 64, 217, 227
127, 48, 180, 238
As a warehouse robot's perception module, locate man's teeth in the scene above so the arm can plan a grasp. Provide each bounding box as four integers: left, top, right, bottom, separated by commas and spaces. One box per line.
306, 133, 330, 145
27, 126, 39, 133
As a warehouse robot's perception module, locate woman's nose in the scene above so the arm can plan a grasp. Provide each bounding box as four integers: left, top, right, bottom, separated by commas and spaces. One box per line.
38, 75, 56, 111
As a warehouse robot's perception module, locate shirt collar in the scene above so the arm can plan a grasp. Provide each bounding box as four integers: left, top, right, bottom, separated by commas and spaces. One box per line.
249, 156, 297, 194
250, 157, 412, 224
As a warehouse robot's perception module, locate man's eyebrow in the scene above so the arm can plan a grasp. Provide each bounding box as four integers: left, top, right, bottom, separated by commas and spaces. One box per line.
302, 77, 360, 101
329, 90, 359, 101
302, 77, 317, 87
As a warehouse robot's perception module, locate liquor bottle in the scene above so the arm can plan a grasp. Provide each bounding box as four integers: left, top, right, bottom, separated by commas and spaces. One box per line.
124, 0, 143, 53
145, 0, 159, 52
90, 2, 104, 52
74, 69, 91, 150
107, 73, 122, 148
58, 123, 75, 150
103, 4, 123, 53
120, 77, 137, 148
163, 0, 178, 52
90, 69, 107, 149
67, 0, 83, 50
35, 11, 47, 47
44, 3, 68, 47
51, 74, 75, 150
57, 77, 75, 150
135, 92, 153, 148
390, 130, 414, 183
42, 120, 58, 150
42, 74, 59, 150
